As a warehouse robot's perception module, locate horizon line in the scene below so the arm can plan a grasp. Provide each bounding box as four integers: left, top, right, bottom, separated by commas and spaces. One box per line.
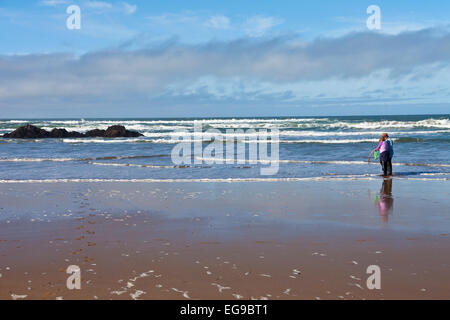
0, 113, 449, 121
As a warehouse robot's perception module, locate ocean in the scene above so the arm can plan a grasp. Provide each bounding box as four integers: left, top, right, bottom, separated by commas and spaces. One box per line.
0, 115, 449, 182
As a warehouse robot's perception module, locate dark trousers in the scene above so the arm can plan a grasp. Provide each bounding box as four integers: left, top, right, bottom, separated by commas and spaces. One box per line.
380, 152, 392, 176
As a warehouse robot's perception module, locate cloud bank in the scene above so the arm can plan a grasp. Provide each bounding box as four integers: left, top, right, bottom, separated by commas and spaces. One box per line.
1, 28, 450, 115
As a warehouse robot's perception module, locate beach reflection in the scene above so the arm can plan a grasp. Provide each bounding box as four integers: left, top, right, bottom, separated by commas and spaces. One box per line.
371, 179, 394, 223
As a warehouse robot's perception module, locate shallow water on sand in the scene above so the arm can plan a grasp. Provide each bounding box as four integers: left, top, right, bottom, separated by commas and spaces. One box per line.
0, 180, 449, 300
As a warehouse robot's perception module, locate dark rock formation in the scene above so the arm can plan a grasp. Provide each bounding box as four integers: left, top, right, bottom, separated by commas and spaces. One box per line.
105, 125, 142, 138
85, 126, 143, 138
3, 124, 50, 139
50, 128, 85, 138
85, 129, 106, 137
3, 124, 143, 139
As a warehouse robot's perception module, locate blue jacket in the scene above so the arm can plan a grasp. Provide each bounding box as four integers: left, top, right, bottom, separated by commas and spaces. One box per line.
386, 138, 394, 158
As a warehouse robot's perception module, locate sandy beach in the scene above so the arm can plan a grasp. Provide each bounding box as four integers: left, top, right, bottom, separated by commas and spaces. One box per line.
0, 178, 449, 300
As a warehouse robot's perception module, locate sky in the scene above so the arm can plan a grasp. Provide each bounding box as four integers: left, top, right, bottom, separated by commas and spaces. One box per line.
0, 0, 450, 118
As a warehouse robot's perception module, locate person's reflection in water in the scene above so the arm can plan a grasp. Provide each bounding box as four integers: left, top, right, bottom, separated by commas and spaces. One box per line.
370, 179, 394, 223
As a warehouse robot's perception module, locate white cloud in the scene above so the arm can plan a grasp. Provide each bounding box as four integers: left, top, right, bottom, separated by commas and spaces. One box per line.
1, 29, 450, 112
244, 16, 284, 37
146, 12, 199, 25
83, 1, 137, 15
85, 1, 113, 10
40, 0, 69, 6
123, 2, 137, 15
205, 15, 230, 29
331, 16, 450, 37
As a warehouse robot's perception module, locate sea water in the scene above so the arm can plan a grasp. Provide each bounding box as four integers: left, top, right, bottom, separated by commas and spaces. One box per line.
0, 115, 449, 182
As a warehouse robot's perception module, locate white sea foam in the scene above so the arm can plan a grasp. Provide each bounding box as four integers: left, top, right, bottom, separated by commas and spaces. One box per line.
96, 138, 381, 144
0, 175, 447, 184
419, 172, 450, 176
5, 120, 29, 124
5, 118, 448, 131
32, 118, 326, 127
0, 158, 77, 162
325, 119, 450, 129
56, 136, 446, 144
2, 156, 449, 168
195, 157, 450, 167
62, 138, 146, 144
141, 130, 449, 139
0, 176, 377, 183
0, 155, 168, 162
89, 162, 183, 169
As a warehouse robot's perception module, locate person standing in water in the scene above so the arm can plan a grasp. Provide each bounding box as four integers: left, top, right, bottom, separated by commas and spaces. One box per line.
369, 134, 393, 176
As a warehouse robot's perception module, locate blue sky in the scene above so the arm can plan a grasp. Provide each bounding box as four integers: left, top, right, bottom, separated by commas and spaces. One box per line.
0, 0, 449, 117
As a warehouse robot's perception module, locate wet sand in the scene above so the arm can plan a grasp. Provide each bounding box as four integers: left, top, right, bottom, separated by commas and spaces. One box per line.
0, 179, 449, 300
